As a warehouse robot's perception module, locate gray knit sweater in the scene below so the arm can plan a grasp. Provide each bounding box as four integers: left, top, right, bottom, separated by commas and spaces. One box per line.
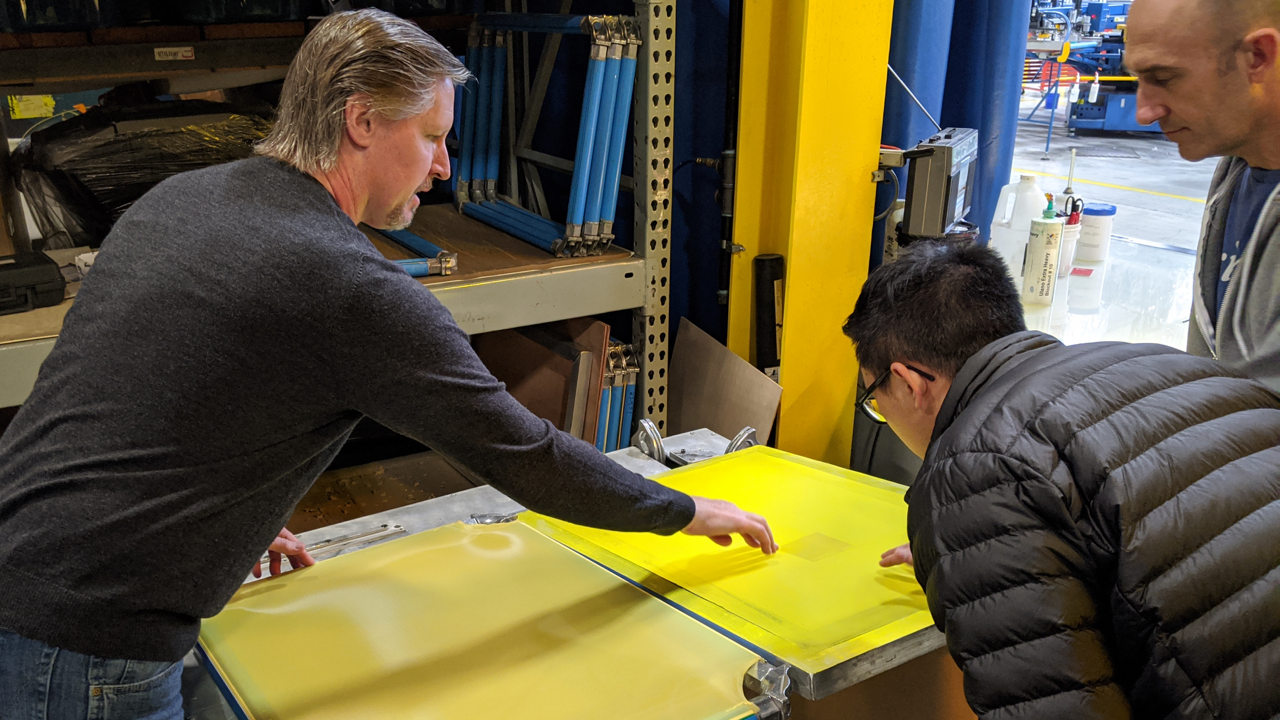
0, 157, 694, 662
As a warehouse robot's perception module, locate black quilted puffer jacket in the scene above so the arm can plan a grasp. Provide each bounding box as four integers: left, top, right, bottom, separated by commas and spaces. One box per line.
907, 331, 1280, 720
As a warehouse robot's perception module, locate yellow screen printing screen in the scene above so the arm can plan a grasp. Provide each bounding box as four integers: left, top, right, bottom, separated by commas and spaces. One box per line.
524, 446, 934, 674
199, 521, 760, 720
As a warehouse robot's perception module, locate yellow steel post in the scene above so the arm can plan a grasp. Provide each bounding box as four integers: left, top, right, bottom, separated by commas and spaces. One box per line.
727, 0, 893, 466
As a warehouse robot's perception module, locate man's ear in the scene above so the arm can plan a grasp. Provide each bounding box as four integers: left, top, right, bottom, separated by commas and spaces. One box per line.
889, 362, 931, 410
1242, 29, 1279, 83
343, 94, 377, 150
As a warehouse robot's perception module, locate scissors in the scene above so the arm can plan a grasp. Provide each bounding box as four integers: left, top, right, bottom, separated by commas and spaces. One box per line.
1065, 196, 1084, 224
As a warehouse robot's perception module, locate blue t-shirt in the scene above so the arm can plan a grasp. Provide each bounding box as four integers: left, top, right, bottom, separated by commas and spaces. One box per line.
1217, 166, 1280, 323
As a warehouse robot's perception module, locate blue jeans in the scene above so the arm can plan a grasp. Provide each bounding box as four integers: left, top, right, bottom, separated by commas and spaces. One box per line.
0, 628, 182, 720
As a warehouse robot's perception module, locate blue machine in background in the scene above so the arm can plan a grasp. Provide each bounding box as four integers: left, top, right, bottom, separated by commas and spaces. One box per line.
1083, 1, 1128, 32
1066, 36, 1126, 75
1060, 29, 1158, 133
1026, 1, 1162, 135
1070, 87, 1153, 132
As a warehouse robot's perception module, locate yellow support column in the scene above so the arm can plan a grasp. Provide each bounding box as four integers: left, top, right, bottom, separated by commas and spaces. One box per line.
727, 0, 893, 466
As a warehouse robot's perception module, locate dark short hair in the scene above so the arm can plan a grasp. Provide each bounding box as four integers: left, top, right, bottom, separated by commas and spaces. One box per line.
842, 241, 1026, 379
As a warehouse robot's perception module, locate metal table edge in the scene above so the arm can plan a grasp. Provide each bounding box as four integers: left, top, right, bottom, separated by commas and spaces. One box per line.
797, 625, 947, 700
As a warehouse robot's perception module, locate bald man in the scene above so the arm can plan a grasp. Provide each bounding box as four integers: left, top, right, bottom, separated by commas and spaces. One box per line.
1129, 0, 1280, 392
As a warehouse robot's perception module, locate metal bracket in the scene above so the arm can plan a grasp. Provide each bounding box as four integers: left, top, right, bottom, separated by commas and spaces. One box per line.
878, 148, 906, 169
727, 426, 759, 453
745, 660, 792, 720
664, 428, 733, 467
309, 523, 407, 560
605, 15, 625, 53
397, 253, 457, 277
468, 512, 521, 525
619, 16, 642, 55
583, 15, 611, 49
265, 523, 407, 567
874, 148, 907, 183
631, 417, 667, 464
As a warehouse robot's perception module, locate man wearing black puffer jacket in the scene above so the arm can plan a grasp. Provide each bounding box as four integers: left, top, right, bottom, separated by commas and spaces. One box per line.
843, 241, 1280, 720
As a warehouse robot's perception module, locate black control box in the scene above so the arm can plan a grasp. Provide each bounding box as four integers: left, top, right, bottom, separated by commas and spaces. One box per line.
0, 252, 67, 316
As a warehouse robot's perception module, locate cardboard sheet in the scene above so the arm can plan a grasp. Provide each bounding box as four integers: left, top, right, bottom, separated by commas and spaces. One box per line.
199, 521, 760, 720
472, 319, 609, 444
0, 299, 70, 345
524, 447, 934, 674
668, 318, 782, 443
473, 327, 588, 434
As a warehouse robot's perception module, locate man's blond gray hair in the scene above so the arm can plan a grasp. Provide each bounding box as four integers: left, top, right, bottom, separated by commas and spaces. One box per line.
257, 9, 470, 174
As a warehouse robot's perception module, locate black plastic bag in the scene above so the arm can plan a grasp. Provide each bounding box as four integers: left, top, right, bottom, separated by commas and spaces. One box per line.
14, 101, 272, 250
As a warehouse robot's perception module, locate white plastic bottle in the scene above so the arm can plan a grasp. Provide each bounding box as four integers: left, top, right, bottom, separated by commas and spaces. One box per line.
1023, 196, 1064, 306
1058, 221, 1081, 278
989, 175, 1049, 281
1075, 203, 1117, 262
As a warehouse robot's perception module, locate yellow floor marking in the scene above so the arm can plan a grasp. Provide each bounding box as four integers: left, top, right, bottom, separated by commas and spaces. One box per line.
1014, 168, 1207, 203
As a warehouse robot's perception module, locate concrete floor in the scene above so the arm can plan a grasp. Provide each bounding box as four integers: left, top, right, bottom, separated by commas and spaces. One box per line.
1011, 95, 1213, 350
1014, 96, 1216, 250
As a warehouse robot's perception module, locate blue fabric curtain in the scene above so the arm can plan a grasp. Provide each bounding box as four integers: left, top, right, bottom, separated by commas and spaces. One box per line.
871, 0, 958, 269
940, 0, 1034, 242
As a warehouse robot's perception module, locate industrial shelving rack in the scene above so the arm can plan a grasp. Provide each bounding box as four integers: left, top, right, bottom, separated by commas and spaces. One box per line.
0, 1, 677, 435
630, 0, 674, 433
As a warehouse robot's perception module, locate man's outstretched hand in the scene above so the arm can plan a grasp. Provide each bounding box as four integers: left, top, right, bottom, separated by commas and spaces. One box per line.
252, 528, 316, 578
879, 543, 913, 567
682, 497, 778, 554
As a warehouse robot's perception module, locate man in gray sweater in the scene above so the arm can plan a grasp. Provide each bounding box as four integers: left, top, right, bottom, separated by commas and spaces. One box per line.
0, 10, 775, 719
1128, 0, 1280, 391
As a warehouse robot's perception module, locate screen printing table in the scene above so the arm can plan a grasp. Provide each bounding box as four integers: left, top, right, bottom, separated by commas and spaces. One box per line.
196, 445, 974, 720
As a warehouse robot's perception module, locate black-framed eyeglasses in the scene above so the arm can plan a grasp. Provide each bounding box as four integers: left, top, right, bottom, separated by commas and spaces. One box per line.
856, 364, 937, 424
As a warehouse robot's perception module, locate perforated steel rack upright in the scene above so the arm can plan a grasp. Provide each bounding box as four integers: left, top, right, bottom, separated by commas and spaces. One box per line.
471, 3, 675, 436
631, 0, 675, 434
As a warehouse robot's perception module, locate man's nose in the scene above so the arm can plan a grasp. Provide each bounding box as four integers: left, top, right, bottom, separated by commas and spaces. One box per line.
1134, 89, 1166, 126
431, 139, 451, 182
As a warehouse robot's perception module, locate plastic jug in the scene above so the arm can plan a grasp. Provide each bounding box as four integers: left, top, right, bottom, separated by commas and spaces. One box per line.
989, 175, 1049, 280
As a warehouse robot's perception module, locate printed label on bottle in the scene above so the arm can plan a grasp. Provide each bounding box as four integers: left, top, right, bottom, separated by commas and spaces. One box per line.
1023, 220, 1063, 306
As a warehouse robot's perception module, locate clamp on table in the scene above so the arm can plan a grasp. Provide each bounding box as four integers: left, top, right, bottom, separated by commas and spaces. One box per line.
746, 660, 792, 720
